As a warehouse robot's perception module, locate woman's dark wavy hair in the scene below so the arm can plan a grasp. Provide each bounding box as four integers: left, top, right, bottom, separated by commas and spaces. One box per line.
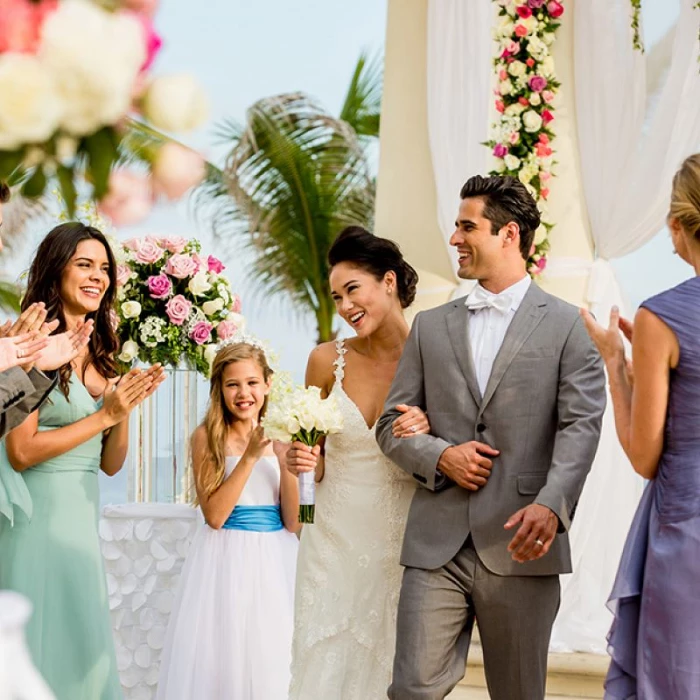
327, 226, 419, 308
23, 222, 119, 397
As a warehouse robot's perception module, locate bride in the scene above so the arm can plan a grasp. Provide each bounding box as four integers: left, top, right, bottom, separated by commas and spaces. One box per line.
286, 226, 429, 699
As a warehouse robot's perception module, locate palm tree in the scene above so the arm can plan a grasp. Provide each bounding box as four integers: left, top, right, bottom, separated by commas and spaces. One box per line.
196, 52, 382, 343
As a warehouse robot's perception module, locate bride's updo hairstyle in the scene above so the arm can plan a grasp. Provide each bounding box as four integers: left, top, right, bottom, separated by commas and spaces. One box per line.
328, 226, 419, 309
670, 154, 700, 240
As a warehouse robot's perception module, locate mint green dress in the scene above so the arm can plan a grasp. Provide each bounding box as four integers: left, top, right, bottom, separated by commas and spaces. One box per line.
0, 374, 122, 700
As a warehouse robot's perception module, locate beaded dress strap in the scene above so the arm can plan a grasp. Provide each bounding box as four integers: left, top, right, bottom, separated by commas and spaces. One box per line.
333, 339, 347, 383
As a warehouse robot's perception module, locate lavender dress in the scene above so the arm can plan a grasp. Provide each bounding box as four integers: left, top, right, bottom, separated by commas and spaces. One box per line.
605, 276, 700, 699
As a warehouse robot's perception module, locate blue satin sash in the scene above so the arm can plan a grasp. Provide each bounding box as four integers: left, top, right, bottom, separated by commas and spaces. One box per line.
221, 504, 284, 532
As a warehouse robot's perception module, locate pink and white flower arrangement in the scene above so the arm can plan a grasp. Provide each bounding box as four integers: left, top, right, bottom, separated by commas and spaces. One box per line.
0, 0, 208, 217
487, 0, 564, 275
115, 235, 243, 376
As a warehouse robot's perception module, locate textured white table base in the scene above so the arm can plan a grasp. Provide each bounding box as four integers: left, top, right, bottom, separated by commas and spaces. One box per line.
99, 503, 201, 700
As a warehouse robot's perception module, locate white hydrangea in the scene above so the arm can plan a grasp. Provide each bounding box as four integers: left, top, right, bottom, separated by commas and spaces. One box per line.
139, 316, 167, 348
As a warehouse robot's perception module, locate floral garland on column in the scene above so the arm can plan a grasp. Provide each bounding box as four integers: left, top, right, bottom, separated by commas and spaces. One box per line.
487, 0, 565, 276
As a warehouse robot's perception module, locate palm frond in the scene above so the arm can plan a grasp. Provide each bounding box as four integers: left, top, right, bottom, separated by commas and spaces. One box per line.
117, 118, 171, 170
195, 92, 375, 341
338, 50, 383, 139
0, 191, 49, 250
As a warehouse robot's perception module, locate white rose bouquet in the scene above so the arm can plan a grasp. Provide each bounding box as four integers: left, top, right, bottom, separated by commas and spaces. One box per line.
263, 384, 343, 523
115, 235, 243, 376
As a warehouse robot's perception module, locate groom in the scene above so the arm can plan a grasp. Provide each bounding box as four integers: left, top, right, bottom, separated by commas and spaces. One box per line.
376, 175, 606, 700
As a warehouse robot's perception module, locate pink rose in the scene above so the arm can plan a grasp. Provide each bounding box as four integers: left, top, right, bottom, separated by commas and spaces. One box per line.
147, 273, 172, 299
207, 255, 225, 274
495, 100, 505, 114
542, 109, 554, 124
192, 253, 206, 273
542, 90, 555, 104
529, 76, 547, 93
535, 142, 553, 158
498, 69, 508, 81
516, 6, 532, 18
116, 264, 132, 287
230, 294, 242, 314
134, 238, 165, 265
529, 0, 546, 7
151, 143, 206, 201
122, 238, 141, 251
547, 1, 564, 18
508, 131, 520, 145
518, 97, 529, 106
526, 58, 535, 68
493, 144, 508, 158
540, 188, 550, 200
165, 295, 192, 326
537, 256, 548, 271
158, 236, 187, 254
505, 40, 520, 54
216, 320, 238, 340
98, 171, 154, 227
538, 133, 550, 145
189, 321, 213, 346
540, 170, 552, 182
164, 254, 198, 279
0, 0, 57, 54
514, 24, 528, 38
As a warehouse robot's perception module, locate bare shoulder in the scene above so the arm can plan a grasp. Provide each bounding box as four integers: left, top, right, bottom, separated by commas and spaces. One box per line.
306, 341, 337, 393
191, 424, 207, 451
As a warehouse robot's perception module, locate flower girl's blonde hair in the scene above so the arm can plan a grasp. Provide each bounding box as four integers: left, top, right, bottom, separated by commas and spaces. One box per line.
194, 342, 273, 502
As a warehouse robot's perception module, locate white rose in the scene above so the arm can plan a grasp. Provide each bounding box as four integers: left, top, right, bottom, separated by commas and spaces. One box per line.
143, 74, 209, 133
497, 16, 515, 36
499, 80, 514, 96
225, 312, 246, 330
493, 157, 507, 174
505, 103, 525, 116
202, 298, 225, 316
543, 30, 556, 46
203, 344, 218, 366
522, 110, 543, 133
188, 271, 213, 297
121, 301, 142, 319
118, 339, 139, 363
529, 92, 542, 106
541, 56, 555, 78
518, 168, 533, 185
508, 61, 527, 78
504, 154, 521, 170
40, 1, 145, 136
534, 224, 548, 245
0, 54, 61, 150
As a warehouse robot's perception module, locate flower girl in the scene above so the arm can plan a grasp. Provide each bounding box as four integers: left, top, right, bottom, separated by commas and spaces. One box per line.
156, 340, 300, 700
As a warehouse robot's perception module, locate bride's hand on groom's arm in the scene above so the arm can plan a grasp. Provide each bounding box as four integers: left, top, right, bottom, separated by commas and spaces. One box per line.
391, 404, 430, 438
436, 441, 499, 491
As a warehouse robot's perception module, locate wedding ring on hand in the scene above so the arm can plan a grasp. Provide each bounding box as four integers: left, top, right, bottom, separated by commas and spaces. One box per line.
17, 349, 24, 358
410, 425, 417, 433
535, 539, 544, 547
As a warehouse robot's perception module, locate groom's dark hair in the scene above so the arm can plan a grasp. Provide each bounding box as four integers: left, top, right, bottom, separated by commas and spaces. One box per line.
460, 175, 540, 260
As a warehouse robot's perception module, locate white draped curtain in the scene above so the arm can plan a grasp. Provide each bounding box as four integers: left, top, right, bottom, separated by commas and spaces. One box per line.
426, 0, 493, 283
550, 0, 700, 652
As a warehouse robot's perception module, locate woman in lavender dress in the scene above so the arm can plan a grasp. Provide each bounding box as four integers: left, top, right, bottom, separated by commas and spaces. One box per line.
582, 153, 700, 699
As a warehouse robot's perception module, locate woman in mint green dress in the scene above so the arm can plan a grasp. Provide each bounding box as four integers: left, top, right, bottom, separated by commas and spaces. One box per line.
0, 223, 163, 700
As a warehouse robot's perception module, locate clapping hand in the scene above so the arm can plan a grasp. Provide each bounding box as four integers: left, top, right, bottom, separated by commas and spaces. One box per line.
0, 334, 49, 373
580, 306, 634, 386
392, 404, 431, 438
101, 365, 165, 427
35, 320, 94, 372
243, 426, 271, 463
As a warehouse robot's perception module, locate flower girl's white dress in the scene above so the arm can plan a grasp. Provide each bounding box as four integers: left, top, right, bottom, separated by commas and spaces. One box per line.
156, 455, 298, 700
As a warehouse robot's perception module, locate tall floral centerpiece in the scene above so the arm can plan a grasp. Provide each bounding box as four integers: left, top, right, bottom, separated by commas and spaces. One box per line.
115, 235, 243, 502
487, 0, 564, 276
0, 0, 208, 217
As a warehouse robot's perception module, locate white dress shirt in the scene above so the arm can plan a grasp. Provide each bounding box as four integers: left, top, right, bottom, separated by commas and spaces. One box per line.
465, 276, 531, 395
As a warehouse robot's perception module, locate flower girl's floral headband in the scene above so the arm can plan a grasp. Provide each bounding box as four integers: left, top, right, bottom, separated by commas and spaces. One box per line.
216, 332, 278, 370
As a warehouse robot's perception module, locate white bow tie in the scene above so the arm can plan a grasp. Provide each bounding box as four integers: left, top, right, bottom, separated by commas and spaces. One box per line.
464, 286, 513, 314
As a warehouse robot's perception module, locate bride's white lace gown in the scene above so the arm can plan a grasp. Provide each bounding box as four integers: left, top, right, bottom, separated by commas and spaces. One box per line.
289, 340, 417, 700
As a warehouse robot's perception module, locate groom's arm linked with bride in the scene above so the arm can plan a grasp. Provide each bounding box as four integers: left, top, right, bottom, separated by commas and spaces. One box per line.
375, 284, 606, 700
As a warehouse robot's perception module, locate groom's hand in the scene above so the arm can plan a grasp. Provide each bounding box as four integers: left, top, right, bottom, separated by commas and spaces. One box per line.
437, 442, 499, 491
504, 504, 558, 563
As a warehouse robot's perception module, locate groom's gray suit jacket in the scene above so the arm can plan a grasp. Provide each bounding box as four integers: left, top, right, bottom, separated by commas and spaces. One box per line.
0, 367, 56, 439
376, 284, 606, 576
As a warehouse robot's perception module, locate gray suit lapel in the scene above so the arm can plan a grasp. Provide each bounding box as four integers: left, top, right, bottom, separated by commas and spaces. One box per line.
480, 284, 549, 410
446, 302, 482, 405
